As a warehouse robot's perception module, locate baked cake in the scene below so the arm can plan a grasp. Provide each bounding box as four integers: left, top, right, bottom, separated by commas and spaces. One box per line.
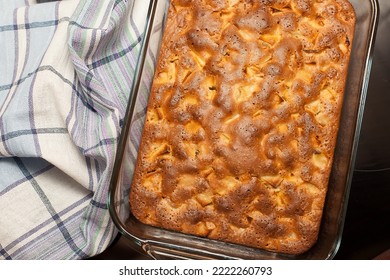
129, 0, 356, 255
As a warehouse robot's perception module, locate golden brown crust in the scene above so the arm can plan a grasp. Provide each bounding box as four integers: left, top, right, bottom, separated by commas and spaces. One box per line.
129, 0, 356, 255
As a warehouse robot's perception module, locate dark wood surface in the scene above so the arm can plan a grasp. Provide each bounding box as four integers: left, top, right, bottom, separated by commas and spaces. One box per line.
92, 0, 390, 260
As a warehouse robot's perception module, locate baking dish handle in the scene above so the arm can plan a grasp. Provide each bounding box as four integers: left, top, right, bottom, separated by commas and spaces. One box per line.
142, 242, 238, 260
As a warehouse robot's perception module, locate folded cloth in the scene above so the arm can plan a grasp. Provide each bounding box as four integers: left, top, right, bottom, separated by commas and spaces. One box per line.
0, 0, 148, 259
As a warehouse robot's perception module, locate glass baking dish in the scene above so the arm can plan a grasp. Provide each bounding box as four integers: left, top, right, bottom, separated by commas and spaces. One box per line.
108, 0, 379, 260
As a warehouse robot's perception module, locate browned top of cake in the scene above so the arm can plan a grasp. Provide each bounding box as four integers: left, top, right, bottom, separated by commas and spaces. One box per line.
130, 0, 355, 255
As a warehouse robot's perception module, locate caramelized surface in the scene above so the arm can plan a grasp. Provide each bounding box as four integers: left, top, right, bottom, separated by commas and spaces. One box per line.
130, 0, 355, 255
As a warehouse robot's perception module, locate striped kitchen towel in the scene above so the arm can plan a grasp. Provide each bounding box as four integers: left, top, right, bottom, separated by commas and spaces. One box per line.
0, 0, 149, 259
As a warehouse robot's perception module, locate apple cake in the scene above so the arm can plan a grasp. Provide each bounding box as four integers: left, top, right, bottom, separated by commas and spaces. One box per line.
129, 0, 356, 255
